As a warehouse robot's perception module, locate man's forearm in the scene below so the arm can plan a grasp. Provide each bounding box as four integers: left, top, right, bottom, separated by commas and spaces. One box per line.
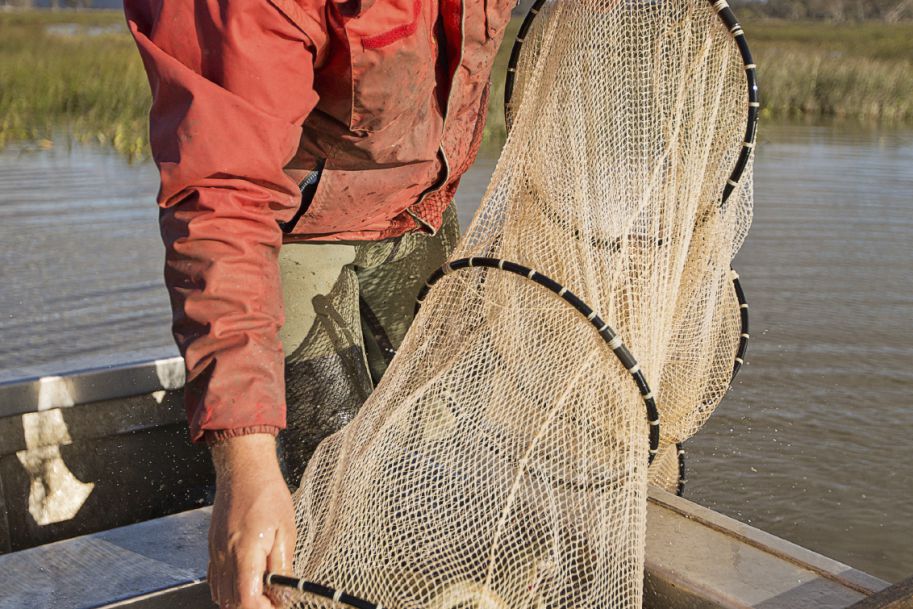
125, 0, 322, 443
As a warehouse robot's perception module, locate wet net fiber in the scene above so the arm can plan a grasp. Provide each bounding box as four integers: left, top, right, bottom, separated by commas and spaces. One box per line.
271, 0, 755, 607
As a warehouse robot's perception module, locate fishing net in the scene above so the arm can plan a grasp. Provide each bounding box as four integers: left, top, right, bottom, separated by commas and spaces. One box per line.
269, 0, 757, 607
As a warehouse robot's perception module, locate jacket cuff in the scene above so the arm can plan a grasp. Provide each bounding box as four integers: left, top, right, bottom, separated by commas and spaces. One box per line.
202, 425, 281, 446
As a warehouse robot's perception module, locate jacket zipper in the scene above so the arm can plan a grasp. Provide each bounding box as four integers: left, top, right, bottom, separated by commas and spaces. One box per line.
408, 0, 465, 235
278, 159, 326, 234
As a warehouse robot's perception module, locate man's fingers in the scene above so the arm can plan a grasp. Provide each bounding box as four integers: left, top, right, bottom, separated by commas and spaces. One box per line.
208, 561, 217, 604
266, 525, 293, 575
209, 554, 229, 608
218, 574, 234, 609
235, 545, 272, 609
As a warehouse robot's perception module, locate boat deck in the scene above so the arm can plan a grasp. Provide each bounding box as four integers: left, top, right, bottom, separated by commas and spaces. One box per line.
0, 487, 890, 609
0, 358, 897, 608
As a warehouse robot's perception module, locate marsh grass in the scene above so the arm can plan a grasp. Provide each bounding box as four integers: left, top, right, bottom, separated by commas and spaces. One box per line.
750, 21, 913, 122
483, 18, 913, 142
1, 11, 911, 159
0, 11, 149, 158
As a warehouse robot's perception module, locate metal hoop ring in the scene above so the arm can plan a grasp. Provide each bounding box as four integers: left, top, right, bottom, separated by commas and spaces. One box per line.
416, 256, 661, 461
502, 0, 760, 208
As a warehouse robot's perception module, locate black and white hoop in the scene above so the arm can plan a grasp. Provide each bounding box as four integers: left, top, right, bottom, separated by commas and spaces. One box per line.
502, 0, 758, 497
415, 256, 661, 462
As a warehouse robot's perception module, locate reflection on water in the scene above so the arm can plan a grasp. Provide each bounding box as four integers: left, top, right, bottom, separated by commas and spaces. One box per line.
0, 124, 911, 581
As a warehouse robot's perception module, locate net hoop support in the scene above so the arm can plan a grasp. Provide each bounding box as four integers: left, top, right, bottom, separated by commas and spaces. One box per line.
265, 573, 380, 609
264, 575, 507, 609
503, 0, 760, 208
501, 0, 755, 498
675, 442, 686, 496
502, 0, 547, 124
677, 267, 750, 496
415, 256, 661, 462
731, 267, 750, 380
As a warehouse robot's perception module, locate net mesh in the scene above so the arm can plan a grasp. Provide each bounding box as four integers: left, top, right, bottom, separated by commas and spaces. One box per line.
277, 0, 753, 607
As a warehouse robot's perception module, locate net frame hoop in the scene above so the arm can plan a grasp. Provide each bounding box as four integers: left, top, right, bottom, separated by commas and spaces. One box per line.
264, 575, 508, 609
731, 268, 750, 379
675, 441, 686, 496
415, 256, 661, 461
503, 0, 760, 208
502, 0, 547, 124
265, 573, 381, 609
674, 266, 749, 496
502, 0, 756, 498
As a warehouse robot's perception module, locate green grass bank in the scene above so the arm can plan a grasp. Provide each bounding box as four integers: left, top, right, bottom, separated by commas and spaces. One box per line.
1, 11, 912, 158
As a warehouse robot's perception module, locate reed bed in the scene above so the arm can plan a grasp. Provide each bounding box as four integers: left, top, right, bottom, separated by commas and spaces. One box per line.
749, 20, 913, 123
0, 11, 149, 158
484, 18, 913, 145
1, 11, 911, 159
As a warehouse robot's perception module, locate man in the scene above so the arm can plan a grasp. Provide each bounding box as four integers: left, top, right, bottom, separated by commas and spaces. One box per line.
125, 0, 512, 607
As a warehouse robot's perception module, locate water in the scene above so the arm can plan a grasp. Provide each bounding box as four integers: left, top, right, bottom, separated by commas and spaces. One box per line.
688, 124, 913, 583
0, 143, 173, 381
1, 124, 911, 582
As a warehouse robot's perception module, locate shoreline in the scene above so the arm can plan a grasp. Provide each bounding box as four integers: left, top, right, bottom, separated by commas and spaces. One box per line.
1, 11, 912, 159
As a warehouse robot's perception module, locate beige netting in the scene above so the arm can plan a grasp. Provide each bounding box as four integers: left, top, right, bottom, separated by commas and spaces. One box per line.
274, 0, 754, 607
647, 442, 682, 494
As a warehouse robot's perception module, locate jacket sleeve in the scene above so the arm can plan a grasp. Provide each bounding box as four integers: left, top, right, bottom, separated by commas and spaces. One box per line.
125, 0, 326, 442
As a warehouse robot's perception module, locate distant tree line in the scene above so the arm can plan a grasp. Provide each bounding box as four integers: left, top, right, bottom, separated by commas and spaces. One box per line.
510, 0, 913, 22
2, 0, 910, 20
730, 0, 912, 21
0, 0, 95, 7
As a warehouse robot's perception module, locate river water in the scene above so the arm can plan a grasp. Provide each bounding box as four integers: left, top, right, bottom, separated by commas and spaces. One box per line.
0, 123, 911, 582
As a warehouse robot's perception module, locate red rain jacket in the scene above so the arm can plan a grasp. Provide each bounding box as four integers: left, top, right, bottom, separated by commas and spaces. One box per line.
125, 0, 512, 442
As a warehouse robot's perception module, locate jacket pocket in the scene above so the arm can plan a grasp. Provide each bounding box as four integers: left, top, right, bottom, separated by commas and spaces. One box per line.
345, 0, 434, 133
279, 160, 326, 234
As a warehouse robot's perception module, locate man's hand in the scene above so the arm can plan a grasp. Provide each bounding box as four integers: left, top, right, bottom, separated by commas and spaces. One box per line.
209, 434, 296, 609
